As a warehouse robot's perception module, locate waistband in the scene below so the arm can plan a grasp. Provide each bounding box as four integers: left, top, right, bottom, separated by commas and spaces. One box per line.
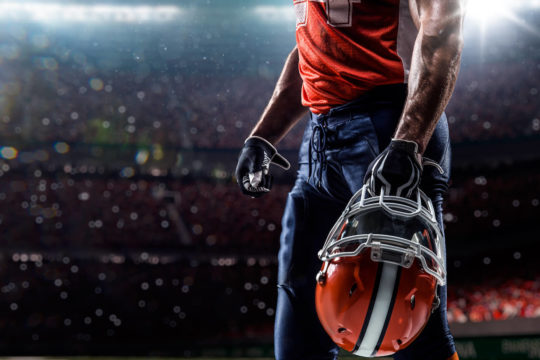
311, 83, 407, 123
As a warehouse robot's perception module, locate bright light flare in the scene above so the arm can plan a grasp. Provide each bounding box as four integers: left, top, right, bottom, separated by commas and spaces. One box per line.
465, 0, 540, 40
466, 0, 539, 23
0, 3, 182, 23
467, 0, 514, 23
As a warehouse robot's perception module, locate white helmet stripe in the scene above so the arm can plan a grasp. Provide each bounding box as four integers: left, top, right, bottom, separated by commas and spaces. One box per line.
353, 263, 399, 357
374, 153, 392, 195
396, 157, 416, 197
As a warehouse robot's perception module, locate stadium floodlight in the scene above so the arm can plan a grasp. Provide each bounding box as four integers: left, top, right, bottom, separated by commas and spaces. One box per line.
252, 5, 296, 23
465, 0, 540, 38
252, 1, 540, 25
0, 2, 182, 23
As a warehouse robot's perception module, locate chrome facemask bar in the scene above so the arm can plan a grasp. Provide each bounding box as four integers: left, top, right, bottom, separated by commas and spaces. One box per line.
319, 233, 446, 286
317, 185, 446, 286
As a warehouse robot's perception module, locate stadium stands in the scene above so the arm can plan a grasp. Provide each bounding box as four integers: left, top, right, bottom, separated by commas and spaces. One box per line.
1, 43, 538, 150
0, 2, 539, 355
448, 276, 540, 324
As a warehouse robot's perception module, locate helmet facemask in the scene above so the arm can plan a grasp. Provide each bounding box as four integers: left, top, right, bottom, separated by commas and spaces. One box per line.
317, 185, 446, 287
315, 185, 447, 357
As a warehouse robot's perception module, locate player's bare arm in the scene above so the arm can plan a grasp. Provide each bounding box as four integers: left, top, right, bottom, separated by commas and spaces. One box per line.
395, 0, 466, 154
365, 0, 465, 198
249, 46, 308, 144
235, 47, 306, 197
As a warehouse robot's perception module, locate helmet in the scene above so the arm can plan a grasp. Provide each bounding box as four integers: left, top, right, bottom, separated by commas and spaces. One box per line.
315, 185, 446, 357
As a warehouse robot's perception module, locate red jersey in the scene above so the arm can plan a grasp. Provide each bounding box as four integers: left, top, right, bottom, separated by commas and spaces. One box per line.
294, 0, 417, 114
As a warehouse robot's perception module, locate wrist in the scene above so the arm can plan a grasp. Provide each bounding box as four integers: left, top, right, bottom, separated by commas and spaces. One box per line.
390, 138, 422, 166
245, 135, 276, 149
249, 129, 280, 145
244, 136, 290, 171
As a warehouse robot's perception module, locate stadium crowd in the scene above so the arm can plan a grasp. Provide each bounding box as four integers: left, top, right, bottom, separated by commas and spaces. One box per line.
0, 173, 289, 252
448, 276, 540, 323
1, 167, 538, 253
1, 40, 538, 151
0, 253, 277, 352
447, 59, 540, 142
0, 246, 538, 353
443, 167, 540, 241
0, 164, 538, 348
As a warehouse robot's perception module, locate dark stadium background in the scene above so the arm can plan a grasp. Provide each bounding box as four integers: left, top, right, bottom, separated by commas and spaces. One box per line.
0, 0, 539, 359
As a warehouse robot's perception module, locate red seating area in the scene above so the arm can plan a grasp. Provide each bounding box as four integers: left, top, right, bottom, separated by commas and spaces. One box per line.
448, 277, 540, 323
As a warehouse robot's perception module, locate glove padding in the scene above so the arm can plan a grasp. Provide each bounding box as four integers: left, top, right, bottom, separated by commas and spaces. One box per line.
235, 136, 290, 198
364, 139, 422, 198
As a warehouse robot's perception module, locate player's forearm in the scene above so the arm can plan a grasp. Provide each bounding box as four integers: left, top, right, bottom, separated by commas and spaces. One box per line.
250, 46, 308, 145
395, 0, 465, 155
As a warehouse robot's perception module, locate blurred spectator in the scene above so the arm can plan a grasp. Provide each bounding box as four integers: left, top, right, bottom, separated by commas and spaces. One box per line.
1, 35, 537, 150
448, 277, 540, 323
0, 252, 277, 350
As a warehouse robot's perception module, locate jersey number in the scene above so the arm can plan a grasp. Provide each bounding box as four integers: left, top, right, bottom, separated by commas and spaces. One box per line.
295, 0, 362, 28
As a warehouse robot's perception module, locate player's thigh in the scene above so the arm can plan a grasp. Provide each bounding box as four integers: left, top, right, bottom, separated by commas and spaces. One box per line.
277, 175, 347, 288
275, 285, 339, 360
275, 177, 345, 360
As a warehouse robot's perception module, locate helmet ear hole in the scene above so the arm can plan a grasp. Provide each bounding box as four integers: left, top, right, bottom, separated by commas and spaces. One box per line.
410, 294, 416, 310
338, 327, 347, 334
349, 283, 358, 297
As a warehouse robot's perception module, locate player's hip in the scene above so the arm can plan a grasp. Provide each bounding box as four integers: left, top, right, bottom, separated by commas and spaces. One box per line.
297, 84, 451, 196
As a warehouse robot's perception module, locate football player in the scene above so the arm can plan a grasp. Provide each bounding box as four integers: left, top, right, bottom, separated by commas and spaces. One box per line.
235, 0, 465, 359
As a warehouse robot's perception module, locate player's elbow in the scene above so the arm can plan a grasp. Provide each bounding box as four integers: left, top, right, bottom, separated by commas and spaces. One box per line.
421, 16, 464, 59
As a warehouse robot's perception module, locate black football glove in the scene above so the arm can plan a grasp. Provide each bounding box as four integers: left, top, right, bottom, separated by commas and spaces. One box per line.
235, 136, 290, 198
364, 139, 422, 198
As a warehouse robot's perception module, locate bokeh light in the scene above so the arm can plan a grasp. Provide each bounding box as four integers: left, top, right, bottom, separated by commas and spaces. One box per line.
0, 146, 18, 159
89, 78, 104, 91
53, 142, 70, 154
135, 149, 150, 165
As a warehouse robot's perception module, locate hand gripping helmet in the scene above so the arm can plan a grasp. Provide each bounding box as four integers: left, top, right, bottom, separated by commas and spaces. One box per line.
315, 185, 446, 357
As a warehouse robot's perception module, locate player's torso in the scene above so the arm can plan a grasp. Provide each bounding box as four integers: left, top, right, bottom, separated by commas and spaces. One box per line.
294, 0, 417, 113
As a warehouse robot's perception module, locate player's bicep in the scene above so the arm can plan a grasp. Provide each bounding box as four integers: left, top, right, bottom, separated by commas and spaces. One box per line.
408, 0, 466, 39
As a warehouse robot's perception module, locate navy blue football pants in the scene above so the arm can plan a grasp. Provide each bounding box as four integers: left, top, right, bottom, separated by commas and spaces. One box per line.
274, 84, 455, 360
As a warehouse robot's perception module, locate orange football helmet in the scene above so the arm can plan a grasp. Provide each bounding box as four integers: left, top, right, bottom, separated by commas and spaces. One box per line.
315, 185, 446, 357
